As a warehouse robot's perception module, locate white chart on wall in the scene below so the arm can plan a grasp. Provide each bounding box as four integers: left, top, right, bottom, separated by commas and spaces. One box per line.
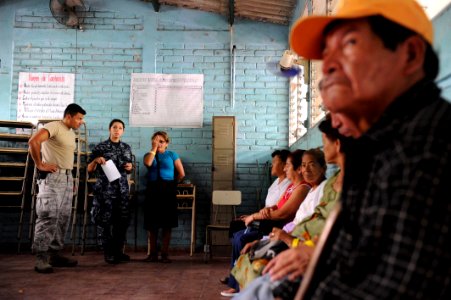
17, 72, 74, 124
129, 73, 204, 128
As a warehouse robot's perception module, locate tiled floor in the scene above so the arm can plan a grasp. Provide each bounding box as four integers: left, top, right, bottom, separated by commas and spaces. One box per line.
0, 250, 231, 300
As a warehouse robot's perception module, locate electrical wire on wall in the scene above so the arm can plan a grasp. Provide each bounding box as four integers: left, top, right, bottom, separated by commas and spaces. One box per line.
229, 26, 236, 108
75, 28, 79, 79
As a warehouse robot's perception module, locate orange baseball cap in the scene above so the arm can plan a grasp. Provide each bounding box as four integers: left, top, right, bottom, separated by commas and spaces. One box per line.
290, 0, 433, 59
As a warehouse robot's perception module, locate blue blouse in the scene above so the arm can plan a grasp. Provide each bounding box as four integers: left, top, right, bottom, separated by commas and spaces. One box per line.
145, 150, 179, 181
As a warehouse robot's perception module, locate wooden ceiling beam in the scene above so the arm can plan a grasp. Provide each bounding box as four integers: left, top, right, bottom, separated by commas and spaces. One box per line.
151, 0, 294, 25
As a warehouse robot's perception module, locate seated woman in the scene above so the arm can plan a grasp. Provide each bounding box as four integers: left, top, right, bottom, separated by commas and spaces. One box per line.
221, 148, 327, 297
221, 149, 292, 284
244, 149, 312, 230
233, 114, 346, 300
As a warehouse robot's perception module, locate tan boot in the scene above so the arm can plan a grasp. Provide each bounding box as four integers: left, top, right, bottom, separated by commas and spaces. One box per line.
34, 252, 53, 273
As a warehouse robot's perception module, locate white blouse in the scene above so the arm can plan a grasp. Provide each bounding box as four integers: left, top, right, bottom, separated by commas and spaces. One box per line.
265, 177, 291, 207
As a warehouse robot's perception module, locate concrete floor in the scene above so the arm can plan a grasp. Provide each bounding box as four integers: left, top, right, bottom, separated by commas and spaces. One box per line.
0, 250, 231, 300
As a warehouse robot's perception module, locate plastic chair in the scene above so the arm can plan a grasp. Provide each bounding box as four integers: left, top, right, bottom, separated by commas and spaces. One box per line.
204, 190, 241, 262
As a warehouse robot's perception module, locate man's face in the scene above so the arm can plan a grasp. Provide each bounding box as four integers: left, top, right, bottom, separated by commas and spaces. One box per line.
321, 133, 337, 163
270, 155, 285, 177
330, 112, 361, 138
69, 113, 85, 129
320, 19, 404, 132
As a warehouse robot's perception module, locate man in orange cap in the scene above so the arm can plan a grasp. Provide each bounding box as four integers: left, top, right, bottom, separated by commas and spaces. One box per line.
235, 0, 451, 299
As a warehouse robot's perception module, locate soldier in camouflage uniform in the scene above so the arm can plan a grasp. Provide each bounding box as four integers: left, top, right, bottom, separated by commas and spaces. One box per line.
87, 119, 133, 264
28, 103, 86, 273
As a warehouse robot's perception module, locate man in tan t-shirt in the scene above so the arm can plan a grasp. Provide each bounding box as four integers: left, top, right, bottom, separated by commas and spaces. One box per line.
28, 103, 86, 273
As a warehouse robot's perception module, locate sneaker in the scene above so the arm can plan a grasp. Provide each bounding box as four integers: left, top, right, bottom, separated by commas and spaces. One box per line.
49, 254, 78, 267
34, 253, 53, 274
220, 288, 238, 297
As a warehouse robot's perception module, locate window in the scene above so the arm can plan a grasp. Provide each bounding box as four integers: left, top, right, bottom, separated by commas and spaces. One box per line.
288, 0, 335, 146
288, 62, 308, 146
288, 58, 326, 146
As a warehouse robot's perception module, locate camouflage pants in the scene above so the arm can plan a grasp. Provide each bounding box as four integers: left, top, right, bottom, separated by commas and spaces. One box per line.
32, 172, 73, 253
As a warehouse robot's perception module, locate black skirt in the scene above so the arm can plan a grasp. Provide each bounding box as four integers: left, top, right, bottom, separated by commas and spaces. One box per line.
143, 180, 178, 230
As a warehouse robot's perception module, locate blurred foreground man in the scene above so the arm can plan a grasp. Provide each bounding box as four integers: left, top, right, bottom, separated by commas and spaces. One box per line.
266, 0, 451, 298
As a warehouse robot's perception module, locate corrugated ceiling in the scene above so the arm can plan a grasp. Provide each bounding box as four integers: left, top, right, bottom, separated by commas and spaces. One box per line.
146, 0, 297, 25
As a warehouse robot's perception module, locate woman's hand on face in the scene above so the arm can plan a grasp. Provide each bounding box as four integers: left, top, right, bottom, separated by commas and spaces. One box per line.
123, 162, 132, 171
151, 137, 159, 151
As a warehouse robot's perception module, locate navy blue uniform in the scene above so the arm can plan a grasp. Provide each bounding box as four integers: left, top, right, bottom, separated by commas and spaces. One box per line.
89, 139, 132, 255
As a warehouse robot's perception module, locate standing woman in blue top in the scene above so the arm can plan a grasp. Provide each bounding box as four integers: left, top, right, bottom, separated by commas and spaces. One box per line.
143, 131, 185, 263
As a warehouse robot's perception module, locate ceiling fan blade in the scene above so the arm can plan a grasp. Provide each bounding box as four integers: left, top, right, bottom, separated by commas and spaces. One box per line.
66, 10, 79, 26
50, 0, 65, 15
65, 0, 84, 7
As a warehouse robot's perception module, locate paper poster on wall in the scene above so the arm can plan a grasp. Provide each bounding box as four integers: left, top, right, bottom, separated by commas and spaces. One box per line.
17, 72, 74, 125
129, 73, 203, 128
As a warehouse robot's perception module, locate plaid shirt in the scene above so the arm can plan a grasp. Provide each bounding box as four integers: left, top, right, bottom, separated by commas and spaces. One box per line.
313, 80, 451, 299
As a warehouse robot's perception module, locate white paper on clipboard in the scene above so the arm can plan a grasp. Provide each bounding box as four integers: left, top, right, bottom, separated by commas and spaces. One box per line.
101, 160, 121, 182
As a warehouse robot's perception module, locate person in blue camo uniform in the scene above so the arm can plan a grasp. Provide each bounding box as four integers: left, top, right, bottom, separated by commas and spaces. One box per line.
88, 119, 133, 264
143, 131, 185, 263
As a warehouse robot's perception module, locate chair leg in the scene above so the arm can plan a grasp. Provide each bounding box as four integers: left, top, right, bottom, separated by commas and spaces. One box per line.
204, 228, 210, 263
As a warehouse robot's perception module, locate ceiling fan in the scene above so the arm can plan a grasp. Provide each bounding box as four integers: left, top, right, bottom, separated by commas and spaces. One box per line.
49, 0, 86, 30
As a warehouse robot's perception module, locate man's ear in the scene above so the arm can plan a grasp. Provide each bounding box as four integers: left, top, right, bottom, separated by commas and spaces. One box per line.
402, 35, 427, 76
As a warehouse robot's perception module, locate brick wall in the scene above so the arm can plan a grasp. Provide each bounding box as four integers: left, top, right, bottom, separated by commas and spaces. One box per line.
1, 1, 290, 252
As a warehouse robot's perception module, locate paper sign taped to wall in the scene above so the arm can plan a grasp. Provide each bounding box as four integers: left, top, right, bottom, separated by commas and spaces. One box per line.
129, 73, 204, 128
17, 72, 74, 125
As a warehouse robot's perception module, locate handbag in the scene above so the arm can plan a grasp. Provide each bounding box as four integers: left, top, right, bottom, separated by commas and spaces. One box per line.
249, 219, 286, 235
248, 239, 288, 261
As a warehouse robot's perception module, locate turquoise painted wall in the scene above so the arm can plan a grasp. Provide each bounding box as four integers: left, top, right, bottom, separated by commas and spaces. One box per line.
1, 0, 449, 252
0, 0, 290, 250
